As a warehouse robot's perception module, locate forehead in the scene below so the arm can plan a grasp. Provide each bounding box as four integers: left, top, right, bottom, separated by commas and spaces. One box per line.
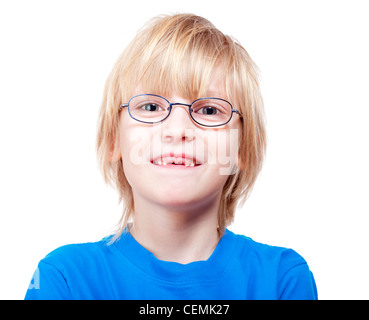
133, 64, 229, 102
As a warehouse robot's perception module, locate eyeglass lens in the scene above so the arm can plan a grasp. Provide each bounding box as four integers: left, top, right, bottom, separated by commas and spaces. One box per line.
128, 94, 233, 126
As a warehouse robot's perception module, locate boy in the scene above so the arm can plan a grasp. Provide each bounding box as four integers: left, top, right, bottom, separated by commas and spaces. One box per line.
25, 13, 317, 299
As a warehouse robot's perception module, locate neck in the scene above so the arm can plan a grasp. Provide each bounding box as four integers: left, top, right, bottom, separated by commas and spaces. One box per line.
129, 193, 222, 264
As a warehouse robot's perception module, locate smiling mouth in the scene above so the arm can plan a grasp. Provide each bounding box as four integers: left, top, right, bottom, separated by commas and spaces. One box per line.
150, 155, 202, 167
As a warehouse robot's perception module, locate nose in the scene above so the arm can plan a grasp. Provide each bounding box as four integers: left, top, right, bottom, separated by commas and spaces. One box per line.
160, 103, 196, 143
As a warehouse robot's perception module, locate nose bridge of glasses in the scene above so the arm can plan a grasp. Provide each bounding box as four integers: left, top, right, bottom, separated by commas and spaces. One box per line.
168, 102, 193, 113
169, 102, 192, 108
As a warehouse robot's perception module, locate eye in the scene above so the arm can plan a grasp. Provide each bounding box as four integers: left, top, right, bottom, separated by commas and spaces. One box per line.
191, 99, 229, 116
140, 103, 163, 112
194, 105, 225, 115
200, 106, 218, 115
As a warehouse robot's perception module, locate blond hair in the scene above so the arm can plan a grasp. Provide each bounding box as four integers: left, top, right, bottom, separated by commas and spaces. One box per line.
96, 13, 266, 240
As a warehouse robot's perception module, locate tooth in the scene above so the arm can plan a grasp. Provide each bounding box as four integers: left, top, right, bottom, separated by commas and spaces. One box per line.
189, 163, 194, 167
161, 157, 170, 165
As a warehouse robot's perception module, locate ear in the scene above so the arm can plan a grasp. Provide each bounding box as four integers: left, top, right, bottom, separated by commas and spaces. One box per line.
236, 152, 246, 171
109, 141, 122, 162
110, 149, 121, 162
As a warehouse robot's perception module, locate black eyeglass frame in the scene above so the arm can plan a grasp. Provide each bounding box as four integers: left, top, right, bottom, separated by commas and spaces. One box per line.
119, 94, 241, 128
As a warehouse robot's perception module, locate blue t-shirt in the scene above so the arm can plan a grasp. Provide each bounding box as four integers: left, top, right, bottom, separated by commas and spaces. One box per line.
25, 229, 317, 300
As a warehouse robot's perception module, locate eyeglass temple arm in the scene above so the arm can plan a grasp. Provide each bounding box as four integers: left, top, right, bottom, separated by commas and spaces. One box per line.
120, 104, 128, 109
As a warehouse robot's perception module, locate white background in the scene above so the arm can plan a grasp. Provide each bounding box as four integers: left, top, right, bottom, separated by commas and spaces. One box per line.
1, 0, 368, 300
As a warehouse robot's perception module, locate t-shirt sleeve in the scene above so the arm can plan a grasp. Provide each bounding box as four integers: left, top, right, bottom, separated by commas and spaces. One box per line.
24, 261, 72, 300
277, 250, 318, 300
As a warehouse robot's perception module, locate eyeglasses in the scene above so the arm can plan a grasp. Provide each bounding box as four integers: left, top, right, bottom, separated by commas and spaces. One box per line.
119, 94, 241, 127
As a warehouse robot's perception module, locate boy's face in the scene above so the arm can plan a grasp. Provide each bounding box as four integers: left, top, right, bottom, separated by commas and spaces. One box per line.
116, 76, 241, 212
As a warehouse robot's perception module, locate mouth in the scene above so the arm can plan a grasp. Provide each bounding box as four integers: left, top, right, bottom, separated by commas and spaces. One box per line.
150, 153, 202, 167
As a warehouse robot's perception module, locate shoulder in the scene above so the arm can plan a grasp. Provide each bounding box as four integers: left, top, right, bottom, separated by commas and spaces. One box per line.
25, 236, 114, 300
229, 229, 306, 265
40, 236, 113, 270
226, 229, 317, 299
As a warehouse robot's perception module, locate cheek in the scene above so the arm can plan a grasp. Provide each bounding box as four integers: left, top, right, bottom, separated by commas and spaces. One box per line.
118, 121, 152, 184
119, 109, 151, 162
203, 129, 239, 170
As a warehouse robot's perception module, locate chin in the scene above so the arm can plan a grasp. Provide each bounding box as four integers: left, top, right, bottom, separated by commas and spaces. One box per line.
153, 194, 200, 209
151, 190, 217, 212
